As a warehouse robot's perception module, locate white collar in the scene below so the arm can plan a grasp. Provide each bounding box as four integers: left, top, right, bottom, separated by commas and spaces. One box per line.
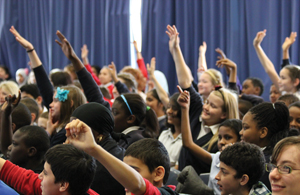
122, 126, 140, 135
158, 115, 166, 121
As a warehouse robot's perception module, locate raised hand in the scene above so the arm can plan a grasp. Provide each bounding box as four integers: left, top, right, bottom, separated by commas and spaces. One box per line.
215, 48, 227, 60
177, 85, 190, 109
282, 32, 297, 51
65, 119, 97, 152
55, 31, 77, 60
166, 25, 180, 54
253, 29, 267, 47
108, 62, 118, 83
133, 40, 139, 52
9, 26, 34, 51
1, 91, 21, 115
216, 58, 237, 69
81, 44, 89, 61
199, 41, 207, 55
146, 57, 156, 79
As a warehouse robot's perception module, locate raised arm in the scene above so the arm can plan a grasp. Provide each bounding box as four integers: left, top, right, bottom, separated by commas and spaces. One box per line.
282, 32, 297, 60
0, 93, 21, 156
108, 62, 130, 94
198, 41, 207, 71
147, 57, 169, 108
177, 86, 212, 165
133, 41, 148, 79
253, 30, 280, 90
65, 119, 147, 195
216, 58, 237, 83
166, 25, 193, 89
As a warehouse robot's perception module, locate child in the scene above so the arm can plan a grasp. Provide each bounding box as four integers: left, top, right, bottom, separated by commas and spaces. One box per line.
99, 66, 114, 99
177, 88, 242, 194
215, 142, 270, 195
288, 102, 300, 131
242, 78, 264, 96
0, 144, 98, 195
269, 84, 281, 103
65, 119, 179, 195
267, 136, 300, 195
240, 102, 289, 190
277, 94, 299, 107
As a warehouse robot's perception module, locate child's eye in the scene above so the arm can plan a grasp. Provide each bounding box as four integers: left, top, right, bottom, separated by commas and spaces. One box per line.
224, 135, 232, 140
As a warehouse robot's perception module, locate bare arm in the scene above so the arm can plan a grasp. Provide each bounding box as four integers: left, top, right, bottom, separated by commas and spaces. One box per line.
65, 119, 147, 195
253, 30, 280, 90
282, 32, 297, 60
198, 42, 207, 71
166, 25, 193, 88
177, 86, 212, 165
147, 57, 169, 108
216, 58, 237, 83
81, 44, 90, 65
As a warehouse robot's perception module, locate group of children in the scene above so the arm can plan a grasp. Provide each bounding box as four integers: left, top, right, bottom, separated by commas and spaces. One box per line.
0, 23, 299, 195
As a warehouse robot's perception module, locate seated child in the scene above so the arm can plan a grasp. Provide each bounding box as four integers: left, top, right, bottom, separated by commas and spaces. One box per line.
215, 142, 270, 195
276, 94, 299, 107
65, 119, 179, 195
242, 77, 264, 96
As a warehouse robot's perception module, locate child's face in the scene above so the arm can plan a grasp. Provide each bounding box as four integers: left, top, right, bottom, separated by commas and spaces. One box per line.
166, 100, 180, 126
123, 155, 156, 185
269, 145, 300, 195
198, 72, 215, 97
242, 79, 256, 95
49, 92, 61, 123
240, 112, 261, 146
279, 68, 295, 93
111, 100, 131, 133
269, 85, 281, 103
7, 130, 29, 166
39, 162, 63, 195
201, 93, 226, 126
146, 92, 163, 117
99, 68, 112, 85
0, 87, 8, 105
289, 106, 300, 131
215, 162, 242, 195
217, 126, 239, 151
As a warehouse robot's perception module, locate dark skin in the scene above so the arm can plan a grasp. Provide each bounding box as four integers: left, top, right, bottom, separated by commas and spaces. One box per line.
0, 91, 21, 156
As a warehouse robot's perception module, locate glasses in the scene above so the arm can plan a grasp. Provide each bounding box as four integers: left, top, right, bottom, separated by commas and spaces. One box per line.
266, 163, 300, 174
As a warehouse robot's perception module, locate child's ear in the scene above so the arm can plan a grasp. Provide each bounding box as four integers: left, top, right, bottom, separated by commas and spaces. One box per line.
59, 182, 69, 192
259, 127, 268, 139
28, 147, 37, 157
239, 174, 249, 186
11, 123, 17, 133
127, 115, 136, 124
70, 100, 74, 108
220, 112, 227, 120
293, 78, 300, 88
153, 166, 165, 184
254, 86, 260, 95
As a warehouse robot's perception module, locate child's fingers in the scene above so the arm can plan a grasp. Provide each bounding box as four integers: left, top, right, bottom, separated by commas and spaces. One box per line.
177, 85, 183, 93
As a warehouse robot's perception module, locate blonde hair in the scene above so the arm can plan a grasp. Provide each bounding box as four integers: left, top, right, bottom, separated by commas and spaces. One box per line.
0, 81, 19, 96
204, 69, 223, 87
204, 88, 239, 151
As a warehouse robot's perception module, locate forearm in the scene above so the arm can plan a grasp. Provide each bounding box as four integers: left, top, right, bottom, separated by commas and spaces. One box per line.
198, 52, 207, 71
70, 56, 85, 72
181, 108, 212, 165
171, 47, 192, 88
150, 76, 169, 108
27, 50, 42, 69
283, 48, 290, 60
0, 114, 13, 155
82, 57, 89, 65
228, 67, 237, 83
137, 58, 148, 79
88, 145, 146, 195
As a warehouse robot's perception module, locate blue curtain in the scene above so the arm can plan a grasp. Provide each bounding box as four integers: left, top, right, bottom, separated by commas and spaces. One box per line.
0, 0, 130, 77
141, 0, 300, 100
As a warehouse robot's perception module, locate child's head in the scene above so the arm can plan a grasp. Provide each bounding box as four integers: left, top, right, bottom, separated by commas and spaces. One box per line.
288, 102, 300, 131
7, 125, 50, 168
217, 119, 242, 151
277, 94, 299, 107
242, 77, 264, 96
39, 144, 96, 195
15, 68, 28, 86
238, 98, 253, 119
0, 81, 19, 105
121, 66, 146, 92
11, 102, 32, 132
278, 65, 300, 93
198, 69, 223, 97
240, 102, 289, 154
64, 64, 78, 81
50, 86, 87, 127
166, 93, 181, 130
269, 84, 281, 103
99, 66, 113, 85
0, 65, 11, 80
50, 71, 73, 87
124, 138, 170, 186
268, 136, 300, 195
38, 111, 49, 130
112, 72, 137, 98
91, 65, 101, 77
20, 98, 40, 123
146, 89, 165, 118
112, 93, 159, 138
215, 142, 265, 194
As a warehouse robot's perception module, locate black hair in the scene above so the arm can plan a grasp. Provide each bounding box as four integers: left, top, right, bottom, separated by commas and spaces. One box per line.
249, 102, 289, 155
18, 125, 50, 160
100, 86, 112, 100
220, 142, 265, 189
20, 98, 39, 123
125, 138, 170, 184
50, 71, 73, 87
238, 98, 253, 116
91, 65, 101, 75
11, 103, 32, 132
115, 93, 159, 138
219, 119, 242, 141
148, 89, 166, 112
248, 77, 264, 96
0, 65, 12, 80
277, 94, 299, 106
45, 144, 97, 195
289, 101, 300, 109
20, 84, 41, 99
165, 93, 181, 134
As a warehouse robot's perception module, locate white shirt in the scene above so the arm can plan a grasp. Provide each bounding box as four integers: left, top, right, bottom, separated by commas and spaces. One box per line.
158, 128, 182, 167
122, 126, 140, 135
197, 117, 220, 140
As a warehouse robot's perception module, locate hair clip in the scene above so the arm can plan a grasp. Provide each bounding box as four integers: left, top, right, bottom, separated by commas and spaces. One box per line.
147, 106, 150, 111
55, 87, 70, 102
215, 85, 222, 90
120, 94, 133, 115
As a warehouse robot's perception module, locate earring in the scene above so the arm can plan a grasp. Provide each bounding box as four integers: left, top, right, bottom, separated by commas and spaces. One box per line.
97, 135, 103, 143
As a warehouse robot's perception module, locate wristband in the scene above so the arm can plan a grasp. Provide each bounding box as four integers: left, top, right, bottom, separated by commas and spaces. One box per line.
26, 48, 35, 53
